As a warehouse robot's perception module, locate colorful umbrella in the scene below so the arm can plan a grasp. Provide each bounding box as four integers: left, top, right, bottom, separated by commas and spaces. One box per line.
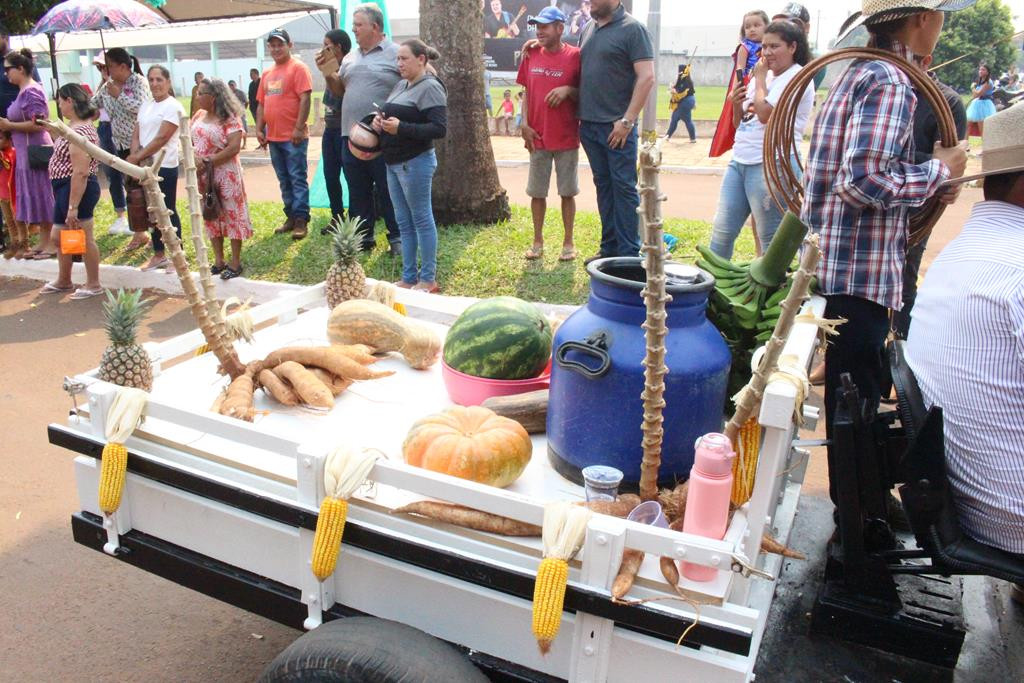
31, 0, 166, 119
32, 0, 166, 36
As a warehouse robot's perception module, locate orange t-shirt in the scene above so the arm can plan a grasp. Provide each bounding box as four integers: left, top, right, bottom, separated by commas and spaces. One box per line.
256, 57, 313, 142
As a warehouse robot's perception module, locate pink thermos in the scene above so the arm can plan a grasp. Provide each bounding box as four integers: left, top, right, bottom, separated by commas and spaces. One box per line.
681, 433, 736, 582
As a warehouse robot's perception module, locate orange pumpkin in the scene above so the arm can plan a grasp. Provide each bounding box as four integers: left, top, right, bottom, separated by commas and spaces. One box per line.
402, 406, 532, 488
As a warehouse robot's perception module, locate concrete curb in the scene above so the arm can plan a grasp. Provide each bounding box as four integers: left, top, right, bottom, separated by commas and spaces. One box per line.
0, 258, 579, 318
0, 258, 304, 304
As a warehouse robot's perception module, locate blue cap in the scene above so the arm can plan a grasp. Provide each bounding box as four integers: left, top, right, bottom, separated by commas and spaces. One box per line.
528, 7, 567, 25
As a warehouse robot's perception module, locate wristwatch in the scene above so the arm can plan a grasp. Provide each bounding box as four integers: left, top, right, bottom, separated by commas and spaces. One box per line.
619, 117, 636, 129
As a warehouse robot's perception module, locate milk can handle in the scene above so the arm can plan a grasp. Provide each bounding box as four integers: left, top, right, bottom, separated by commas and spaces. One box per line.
555, 332, 611, 378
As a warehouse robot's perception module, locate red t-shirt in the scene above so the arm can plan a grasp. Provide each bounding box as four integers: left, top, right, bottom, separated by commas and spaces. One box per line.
256, 57, 313, 142
516, 44, 581, 151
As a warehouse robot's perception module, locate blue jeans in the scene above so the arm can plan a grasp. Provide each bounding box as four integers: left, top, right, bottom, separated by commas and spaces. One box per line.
97, 121, 126, 211
667, 95, 696, 141
151, 167, 182, 255
579, 121, 641, 257
708, 157, 801, 259
387, 150, 438, 284
268, 139, 310, 221
342, 137, 400, 248
322, 127, 346, 221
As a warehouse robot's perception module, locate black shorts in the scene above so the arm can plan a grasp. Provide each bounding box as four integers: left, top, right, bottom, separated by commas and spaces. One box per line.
52, 176, 101, 223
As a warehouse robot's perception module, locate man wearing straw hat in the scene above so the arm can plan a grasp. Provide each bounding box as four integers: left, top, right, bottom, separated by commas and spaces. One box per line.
906, 102, 1024, 570
801, 1, 974, 506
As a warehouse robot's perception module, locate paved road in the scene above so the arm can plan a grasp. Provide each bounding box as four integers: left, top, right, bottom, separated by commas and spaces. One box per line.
0, 179, 986, 680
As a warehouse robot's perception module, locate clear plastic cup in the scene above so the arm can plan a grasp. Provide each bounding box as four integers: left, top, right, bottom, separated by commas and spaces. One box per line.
582, 465, 624, 502
627, 500, 668, 528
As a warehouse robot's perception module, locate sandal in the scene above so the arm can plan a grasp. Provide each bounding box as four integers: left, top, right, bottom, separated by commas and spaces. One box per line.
220, 266, 243, 280
558, 246, 578, 261
140, 258, 170, 272
210, 264, 226, 275
70, 286, 103, 300
31, 250, 57, 260
39, 282, 75, 294
412, 281, 440, 294
524, 245, 544, 260
125, 238, 149, 252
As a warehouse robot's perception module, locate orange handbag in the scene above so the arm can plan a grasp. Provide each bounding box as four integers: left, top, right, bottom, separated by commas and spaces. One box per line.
60, 228, 87, 255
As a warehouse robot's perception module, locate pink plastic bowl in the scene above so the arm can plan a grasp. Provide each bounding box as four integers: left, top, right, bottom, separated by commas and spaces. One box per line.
441, 359, 551, 406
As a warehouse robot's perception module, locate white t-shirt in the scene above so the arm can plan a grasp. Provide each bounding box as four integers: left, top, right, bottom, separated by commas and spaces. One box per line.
731, 63, 814, 166
137, 97, 185, 168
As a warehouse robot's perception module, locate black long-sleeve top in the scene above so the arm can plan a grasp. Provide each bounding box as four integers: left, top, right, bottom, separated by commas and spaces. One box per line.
379, 74, 448, 165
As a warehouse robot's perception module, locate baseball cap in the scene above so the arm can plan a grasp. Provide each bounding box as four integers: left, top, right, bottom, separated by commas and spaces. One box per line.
529, 7, 568, 24
93, 54, 108, 66
773, 2, 811, 23
267, 28, 291, 44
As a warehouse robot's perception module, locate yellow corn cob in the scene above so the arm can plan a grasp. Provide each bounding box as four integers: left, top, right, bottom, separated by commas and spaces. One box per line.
194, 343, 210, 356
730, 417, 761, 506
392, 302, 407, 316
531, 556, 569, 654
311, 496, 348, 580
98, 442, 128, 514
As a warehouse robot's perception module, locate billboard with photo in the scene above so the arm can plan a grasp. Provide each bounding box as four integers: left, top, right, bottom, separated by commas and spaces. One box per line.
482, 1, 633, 71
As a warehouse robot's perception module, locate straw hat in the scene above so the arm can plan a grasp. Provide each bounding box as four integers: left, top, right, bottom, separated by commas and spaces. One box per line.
836, 0, 977, 44
948, 102, 1024, 185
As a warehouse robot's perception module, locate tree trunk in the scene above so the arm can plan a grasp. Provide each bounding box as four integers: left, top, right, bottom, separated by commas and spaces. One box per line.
420, 0, 511, 226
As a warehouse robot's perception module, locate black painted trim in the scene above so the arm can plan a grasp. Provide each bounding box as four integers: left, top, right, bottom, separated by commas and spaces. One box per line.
53, 425, 751, 655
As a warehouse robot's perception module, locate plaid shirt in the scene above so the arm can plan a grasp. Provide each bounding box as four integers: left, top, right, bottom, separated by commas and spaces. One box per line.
801, 42, 949, 310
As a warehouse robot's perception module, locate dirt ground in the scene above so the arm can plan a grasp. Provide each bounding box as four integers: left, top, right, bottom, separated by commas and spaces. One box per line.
0, 169, 984, 680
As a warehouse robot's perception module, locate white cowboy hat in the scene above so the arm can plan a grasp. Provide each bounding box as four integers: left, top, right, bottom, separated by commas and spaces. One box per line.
947, 101, 1024, 185
836, 0, 977, 45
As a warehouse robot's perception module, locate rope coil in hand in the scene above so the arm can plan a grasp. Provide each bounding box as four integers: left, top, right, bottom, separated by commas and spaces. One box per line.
764, 47, 958, 248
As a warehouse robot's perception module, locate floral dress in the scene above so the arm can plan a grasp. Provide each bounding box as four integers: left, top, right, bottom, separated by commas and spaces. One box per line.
190, 112, 253, 240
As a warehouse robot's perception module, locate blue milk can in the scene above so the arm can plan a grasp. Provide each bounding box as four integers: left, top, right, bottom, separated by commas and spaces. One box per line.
547, 258, 731, 489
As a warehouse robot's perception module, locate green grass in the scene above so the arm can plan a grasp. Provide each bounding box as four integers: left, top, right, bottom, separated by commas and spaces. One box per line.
90, 199, 751, 306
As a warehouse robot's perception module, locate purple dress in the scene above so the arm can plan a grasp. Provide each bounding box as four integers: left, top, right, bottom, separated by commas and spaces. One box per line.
7, 82, 54, 224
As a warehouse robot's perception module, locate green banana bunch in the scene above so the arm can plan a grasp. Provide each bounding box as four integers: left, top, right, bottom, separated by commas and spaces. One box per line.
695, 212, 811, 412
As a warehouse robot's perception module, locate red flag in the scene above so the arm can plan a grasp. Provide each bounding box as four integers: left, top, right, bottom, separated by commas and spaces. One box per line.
709, 49, 743, 158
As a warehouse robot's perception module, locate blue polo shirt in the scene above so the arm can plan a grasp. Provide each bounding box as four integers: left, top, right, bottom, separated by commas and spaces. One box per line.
578, 3, 653, 123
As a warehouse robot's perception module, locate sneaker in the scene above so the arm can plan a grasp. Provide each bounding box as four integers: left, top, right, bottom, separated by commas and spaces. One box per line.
109, 216, 131, 235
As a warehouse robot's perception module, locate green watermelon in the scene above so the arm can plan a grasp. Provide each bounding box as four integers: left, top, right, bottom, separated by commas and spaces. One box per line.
443, 297, 552, 380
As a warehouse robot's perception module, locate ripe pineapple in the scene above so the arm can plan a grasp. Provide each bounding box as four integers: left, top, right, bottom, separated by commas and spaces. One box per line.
98, 288, 153, 392
325, 216, 367, 310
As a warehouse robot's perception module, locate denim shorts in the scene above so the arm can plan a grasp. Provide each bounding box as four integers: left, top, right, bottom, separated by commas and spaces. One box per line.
52, 175, 101, 223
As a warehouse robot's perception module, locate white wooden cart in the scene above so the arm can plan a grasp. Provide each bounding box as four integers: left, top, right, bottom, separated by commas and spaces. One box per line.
50, 284, 824, 682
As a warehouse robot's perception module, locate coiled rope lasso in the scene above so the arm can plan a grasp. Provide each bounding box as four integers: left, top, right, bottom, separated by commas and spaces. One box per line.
763, 47, 958, 248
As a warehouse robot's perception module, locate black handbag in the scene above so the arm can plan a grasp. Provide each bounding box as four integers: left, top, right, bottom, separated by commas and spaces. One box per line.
27, 144, 53, 170
202, 161, 222, 221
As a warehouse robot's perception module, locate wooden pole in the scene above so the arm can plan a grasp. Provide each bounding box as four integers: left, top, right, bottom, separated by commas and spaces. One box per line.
637, 140, 670, 502
178, 114, 231, 348
724, 235, 821, 447
41, 119, 247, 380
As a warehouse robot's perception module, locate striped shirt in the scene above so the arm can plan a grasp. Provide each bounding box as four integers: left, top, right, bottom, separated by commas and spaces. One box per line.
801, 42, 949, 310
906, 201, 1024, 554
